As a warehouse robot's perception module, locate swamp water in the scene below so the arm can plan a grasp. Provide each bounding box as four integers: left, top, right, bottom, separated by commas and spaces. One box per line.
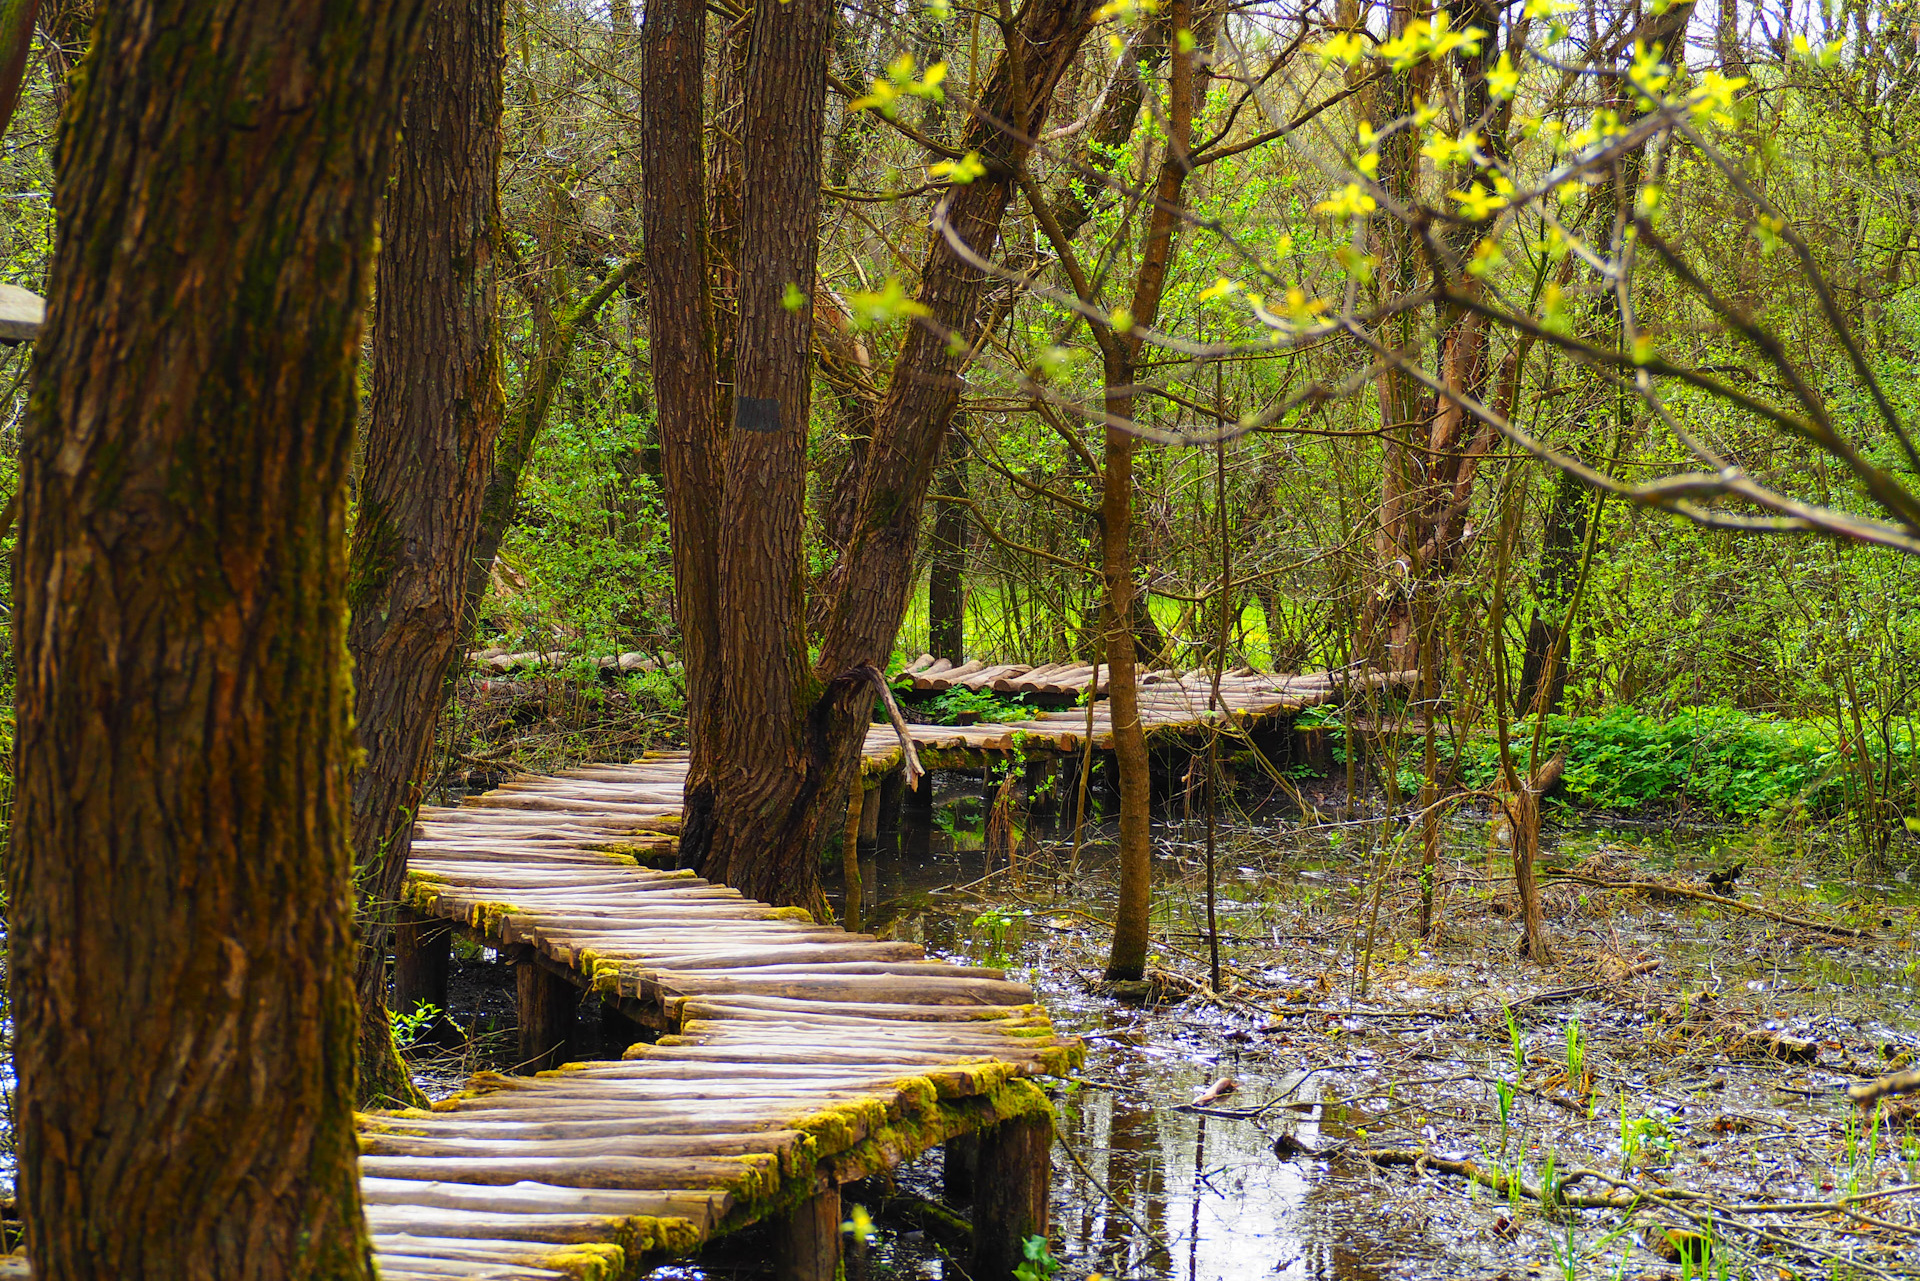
410, 775, 1920, 1280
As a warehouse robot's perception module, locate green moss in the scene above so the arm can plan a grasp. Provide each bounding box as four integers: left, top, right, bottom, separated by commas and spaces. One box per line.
767, 906, 814, 923
535, 1243, 629, 1281
859, 748, 903, 779
456, 899, 523, 934
582, 952, 625, 994
576, 844, 648, 865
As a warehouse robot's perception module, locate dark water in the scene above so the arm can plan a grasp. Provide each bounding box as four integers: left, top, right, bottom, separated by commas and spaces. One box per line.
8, 772, 1916, 1279
795, 774, 1920, 1281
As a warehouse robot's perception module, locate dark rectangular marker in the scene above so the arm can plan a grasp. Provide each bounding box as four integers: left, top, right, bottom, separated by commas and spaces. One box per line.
736, 395, 781, 434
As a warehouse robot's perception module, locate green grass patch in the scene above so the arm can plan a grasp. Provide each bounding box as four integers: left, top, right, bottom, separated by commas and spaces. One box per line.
1317, 705, 1889, 820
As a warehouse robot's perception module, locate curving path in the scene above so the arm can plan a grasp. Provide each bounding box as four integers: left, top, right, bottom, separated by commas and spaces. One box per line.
359, 752, 1079, 1281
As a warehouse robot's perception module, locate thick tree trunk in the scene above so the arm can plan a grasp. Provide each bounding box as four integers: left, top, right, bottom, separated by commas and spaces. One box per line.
348, 0, 506, 1109
699, 0, 834, 905
928, 427, 969, 663
658, 0, 1100, 908
639, 0, 725, 869
8, 2, 424, 1277
753, 0, 1101, 907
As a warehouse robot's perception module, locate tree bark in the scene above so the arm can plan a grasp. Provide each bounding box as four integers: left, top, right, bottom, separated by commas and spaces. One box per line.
8, 1, 424, 1277
1103, 0, 1206, 981
698, 0, 834, 904
928, 426, 969, 663
759, 0, 1101, 907
642, 0, 726, 869
655, 0, 1100, 907
348, 0, 506, 1111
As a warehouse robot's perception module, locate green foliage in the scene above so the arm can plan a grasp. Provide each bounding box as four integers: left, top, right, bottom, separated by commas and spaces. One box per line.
1411, 707, 1866, 819
1013, 1235, 1062, 1281
919, 687, 1036, 726
972, 908, 1017, 963
488, 362, 675, 658
391, 1003, 443, 1052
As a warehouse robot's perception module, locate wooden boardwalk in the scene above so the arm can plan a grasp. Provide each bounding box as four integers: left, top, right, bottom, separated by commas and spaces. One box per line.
356, 664, 1410, 1276
865, 661, 1415, 772
359, 751, 1080, 1281
0, 661, 1399, 1279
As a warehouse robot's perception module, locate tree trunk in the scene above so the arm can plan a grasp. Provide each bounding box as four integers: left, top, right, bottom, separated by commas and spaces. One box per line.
772, 0, 1101, 905
1099, 397, 1155, 980
8, 2, 424, 1276
699, 0, 834, 905
348, 0, 506, 1111
1103, 0, 1206, 981
33, 0, 88, 113
928, 426, 969, 663
671, 0, 1101, 908
639, 0, 725, 866
1515, 466, 1594, 718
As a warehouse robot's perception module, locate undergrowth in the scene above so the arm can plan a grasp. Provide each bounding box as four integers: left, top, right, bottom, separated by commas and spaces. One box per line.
1300, 705, 1907, 820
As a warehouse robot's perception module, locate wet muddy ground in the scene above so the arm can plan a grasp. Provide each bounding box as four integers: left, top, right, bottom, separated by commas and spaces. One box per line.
407, 772, 1920, 1280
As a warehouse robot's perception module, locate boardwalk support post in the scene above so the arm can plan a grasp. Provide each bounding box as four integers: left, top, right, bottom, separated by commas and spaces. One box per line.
879, 766, 908, 834
971, 1114, 1051, 1280
776, 1181, 841, 1281
943, 1132, 978, 1201
393, 908, 452, 1022
858, 781, 882, 846
906, 769, 935, 819
1024, 755, 1057, 823
515, 950, 579, 1073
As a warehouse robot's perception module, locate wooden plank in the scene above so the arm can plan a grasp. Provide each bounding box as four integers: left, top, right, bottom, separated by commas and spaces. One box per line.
361, 1155, 764, 1190
0, 283, 45, 343
357, 739, 1091, 1275
363, 1201, 722, 1243
362, 1131, 803, 1161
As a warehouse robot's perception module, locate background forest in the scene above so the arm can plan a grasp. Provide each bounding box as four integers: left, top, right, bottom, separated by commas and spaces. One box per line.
1, 0, 1913, 835
1, 1, 1920, 1277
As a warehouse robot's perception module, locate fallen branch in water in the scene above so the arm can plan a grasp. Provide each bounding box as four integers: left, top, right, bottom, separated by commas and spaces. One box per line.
1355, 1147, 1640, 1209
1540, 872, 1869, 939
1848, 1066, 1920, 1106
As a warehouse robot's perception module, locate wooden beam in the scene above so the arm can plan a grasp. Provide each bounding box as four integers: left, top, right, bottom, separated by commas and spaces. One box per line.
942, 1132, 977, 1202
515, 947, 580, 1073
878, 767, 907, 834
971, 1114, 1050, 1281
393, 908, 452, 1021
775, 1181, 842, 1281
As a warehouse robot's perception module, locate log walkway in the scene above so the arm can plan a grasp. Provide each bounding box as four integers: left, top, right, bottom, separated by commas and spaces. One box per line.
355, 749, 1080, 1280
865, 660, 1416, 773
0, 661, 1402, 1279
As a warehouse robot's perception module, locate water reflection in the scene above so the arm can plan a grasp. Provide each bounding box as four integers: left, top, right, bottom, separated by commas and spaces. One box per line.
830, 776, 1920, 1281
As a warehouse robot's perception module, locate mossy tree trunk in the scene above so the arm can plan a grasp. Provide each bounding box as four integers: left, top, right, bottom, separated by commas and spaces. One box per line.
348, 0, 506, 1110
759, 0, 1102, 907
8, 1, 425, 1276
640, 0, 725, 867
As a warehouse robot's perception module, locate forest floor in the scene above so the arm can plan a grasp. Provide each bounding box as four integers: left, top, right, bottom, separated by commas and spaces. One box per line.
403, 769, 1920, 1280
